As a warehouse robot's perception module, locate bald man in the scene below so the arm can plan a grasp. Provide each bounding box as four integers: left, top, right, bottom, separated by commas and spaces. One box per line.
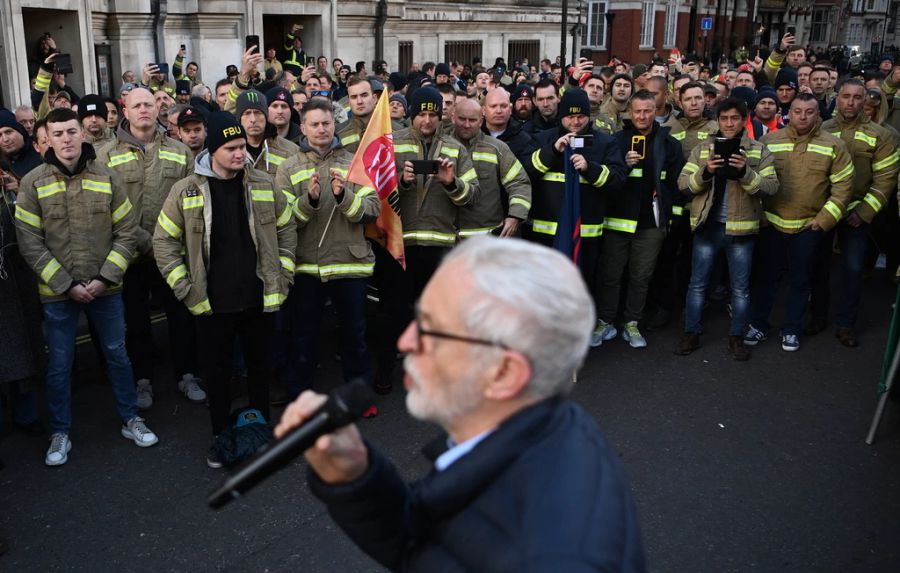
481, 88, 536, 162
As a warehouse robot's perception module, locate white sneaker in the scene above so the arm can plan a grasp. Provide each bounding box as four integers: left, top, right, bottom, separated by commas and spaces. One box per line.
178, 374, 207, 403
45, 432, 72, 466
121, 417, 159, 447
590, 320, 618, 347
135, 379, 153, 411
622, 321, 647, 348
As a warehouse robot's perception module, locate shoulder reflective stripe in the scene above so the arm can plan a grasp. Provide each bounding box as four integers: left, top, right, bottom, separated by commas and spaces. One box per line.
159, 149, 187, 165
251, 189, 275, 202
509, 196, 531, 210
279, 256, 295, 273
441, 146, 460, 158
82, 179, 112, 194
541, 172, 565, 182
822, 199, 842, 221
671, 131, 686, 141
111, 199, 134, 223
807, 143, 835, 158
188, 298, 211, 315
107, 152, 139, 167
14, 206, 42, 229
725, 220, 760, 232
182, 196, 204, 210
105, 250, 129, 272
531, 219, 558, 235
746, 149, 762, 159
628, 168, 643, 178
502, 161, 524, 185
759, 166, 776, 177
157, 211, 183, 238
854, 131, 877, 147
603, 217, 637, 233
40, 258, 62, 283
290, 168, 316, 185
830, 163, 854, 183
165, 263, 188, 289
472, 151, 498, 164
764, 211, 811, 229
37, 181, 66, 199
459, 227, 498, 237
873, 152, 900, 172
581, 224, 603, 237
767, 143, 795, 153
394, 143, 419, 154
592, 165, 610, 187
531, 149, 549, 173
683, 162, 700, 174
863, 193, 883, 212
340, 133, 361, 145
459, 168, 477, 183
268, 154, 286, 165
671, 205, 684, 216
402, 231, 457, 244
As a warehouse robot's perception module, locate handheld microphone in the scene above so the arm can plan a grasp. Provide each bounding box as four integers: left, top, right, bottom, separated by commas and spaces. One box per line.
208, 379, 374, 509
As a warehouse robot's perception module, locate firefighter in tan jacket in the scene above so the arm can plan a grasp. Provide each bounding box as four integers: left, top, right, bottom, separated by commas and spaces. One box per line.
676, 97, 779, 361
809, 79, 900, 346
95, 87, 199, 410
273, 98, 380, 408
14, 108, 158, 467
745, 94, 855, 353
153, 112, 296, 467
451, 97, 532, 238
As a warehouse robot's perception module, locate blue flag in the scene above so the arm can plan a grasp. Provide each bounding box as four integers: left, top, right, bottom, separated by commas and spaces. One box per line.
552, 146, 582, 266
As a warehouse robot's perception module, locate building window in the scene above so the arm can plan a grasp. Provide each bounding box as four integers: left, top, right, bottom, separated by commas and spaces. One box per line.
582, 1, 607, 48
810, 9, 828, 43
399, 41, 413, 74
663, 1, 678, 47
508, 40, 540, 68
640, 1, 656, 48
444, 41, 482, 68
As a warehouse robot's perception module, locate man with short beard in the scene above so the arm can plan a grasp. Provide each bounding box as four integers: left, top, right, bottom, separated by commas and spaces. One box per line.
78, 94, 115, 146
584, 74, 615, 135
511, 84, 535, 124
808, 80, 898, 346
600, 73, 633, 131
154, 89, 176, 125
95, 87, 200, 411
266, 86, 302, 143
235, 90, 300, 177
754, 87, 782, 132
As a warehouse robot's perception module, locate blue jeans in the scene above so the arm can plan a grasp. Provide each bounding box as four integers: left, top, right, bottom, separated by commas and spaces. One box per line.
750, 226, 824, 337
43, 294, 138, 433
285, 276, 372, 397
685, 222, 755, 336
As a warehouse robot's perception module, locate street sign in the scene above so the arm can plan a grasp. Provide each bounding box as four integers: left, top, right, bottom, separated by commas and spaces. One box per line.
701, 17, 713, 31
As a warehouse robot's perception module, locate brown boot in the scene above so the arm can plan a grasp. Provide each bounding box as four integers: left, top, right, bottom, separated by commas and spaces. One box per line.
674, 333, 700, 355
728, 335, 750, 361
836, 327, 859, 348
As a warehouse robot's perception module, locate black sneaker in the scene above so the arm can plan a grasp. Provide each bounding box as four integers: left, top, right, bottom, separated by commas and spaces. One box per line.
206, 445, 224, 469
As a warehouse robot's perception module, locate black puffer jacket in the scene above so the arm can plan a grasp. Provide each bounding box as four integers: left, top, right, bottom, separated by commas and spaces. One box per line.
309, 398, 646, 573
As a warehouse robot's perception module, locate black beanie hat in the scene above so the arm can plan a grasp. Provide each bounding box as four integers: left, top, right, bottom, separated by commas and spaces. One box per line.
558, 88, 591, 119
235, 90, 267, 118
0, 109, 27, 140
408, 86, 442, 119
730, 86, 757, 110
435, 63, 452, 77
205, 111, 246, 155
78, 94, 107, 121
176, 80, 191, 96
774, 68, 799, 91
389, 72, 407, 92
265, 86, 292, 107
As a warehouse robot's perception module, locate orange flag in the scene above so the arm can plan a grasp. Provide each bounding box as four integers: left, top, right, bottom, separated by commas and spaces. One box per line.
347, 90, 405, 269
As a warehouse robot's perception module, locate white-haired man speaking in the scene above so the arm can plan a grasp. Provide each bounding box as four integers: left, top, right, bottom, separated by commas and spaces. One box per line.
276, 236, 645, 572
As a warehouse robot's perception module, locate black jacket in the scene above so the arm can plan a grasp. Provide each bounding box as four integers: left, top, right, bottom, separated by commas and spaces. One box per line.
483, 120, 537, 163
523, 124, 626, 243
309, 398, 646, 573
607, 122, 685, 233
523, 111, 559, 135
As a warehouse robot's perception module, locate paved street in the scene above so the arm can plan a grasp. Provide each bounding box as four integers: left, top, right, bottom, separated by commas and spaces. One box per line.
2, 268, 900, 572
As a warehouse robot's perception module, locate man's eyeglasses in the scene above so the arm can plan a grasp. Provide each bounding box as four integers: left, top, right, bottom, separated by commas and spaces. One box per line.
413, 304, 508, 353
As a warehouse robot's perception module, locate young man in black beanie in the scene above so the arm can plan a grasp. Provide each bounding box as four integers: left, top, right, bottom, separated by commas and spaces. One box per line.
0, 109, 42, 181
78, 94, 114, 146
153, 111, 296, 467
